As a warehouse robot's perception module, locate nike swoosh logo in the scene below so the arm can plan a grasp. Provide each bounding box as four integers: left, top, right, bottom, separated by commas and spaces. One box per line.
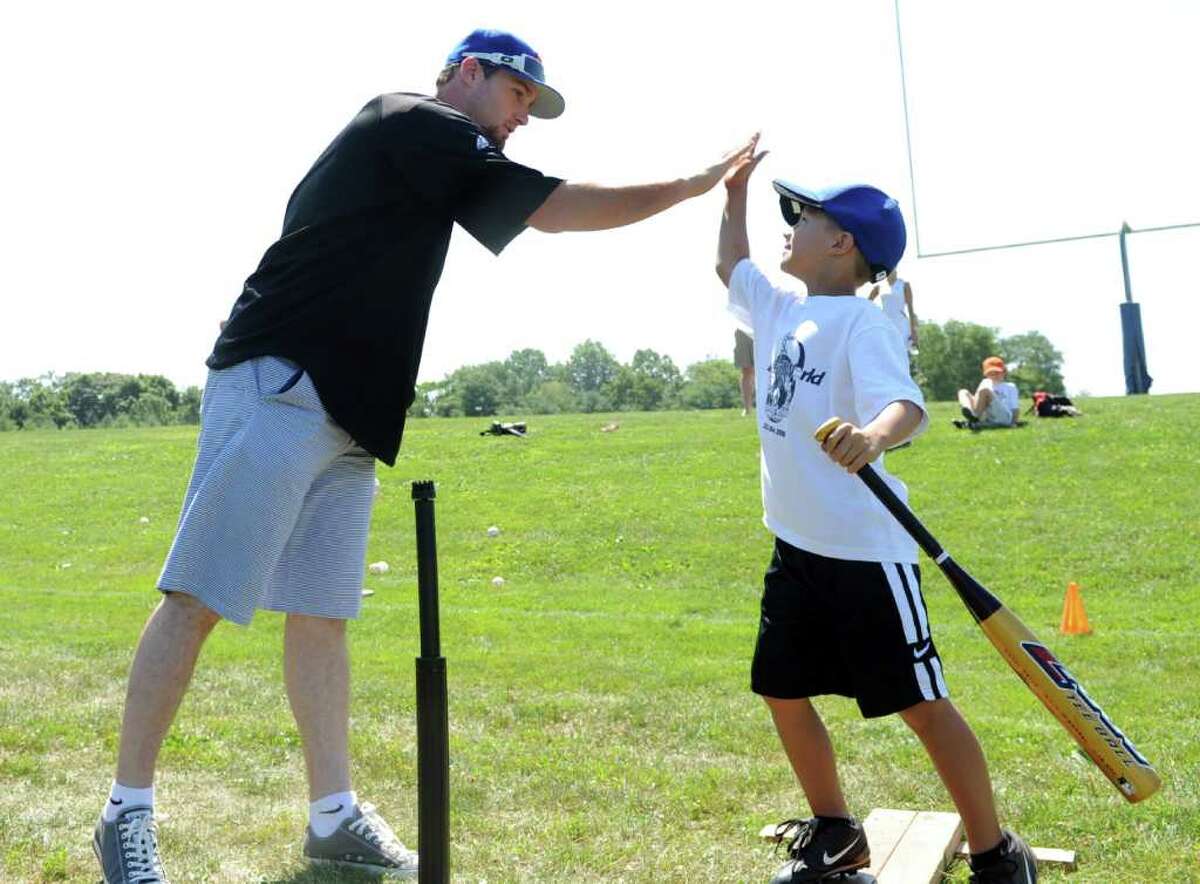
823, 841, 858, 865
108, 798, 123, 805
912, 641, 931, 659
318, 804, 344, 815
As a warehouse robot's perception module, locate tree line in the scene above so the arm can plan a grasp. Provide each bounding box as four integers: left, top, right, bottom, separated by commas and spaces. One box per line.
411, 322, 1065, 418
0, 373, 202, 431
0, 322, 1065, 430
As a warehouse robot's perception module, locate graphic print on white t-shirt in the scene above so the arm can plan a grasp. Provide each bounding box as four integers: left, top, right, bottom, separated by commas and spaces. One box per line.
726, 258, 929, 564
764, 321, 820, 433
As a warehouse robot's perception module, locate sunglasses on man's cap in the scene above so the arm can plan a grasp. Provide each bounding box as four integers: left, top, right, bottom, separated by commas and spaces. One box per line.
461, 51, 546, 85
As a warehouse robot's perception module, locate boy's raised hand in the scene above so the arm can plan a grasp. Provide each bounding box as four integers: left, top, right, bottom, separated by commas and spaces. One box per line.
724, 133, 768, 191
686, 134, 763, 197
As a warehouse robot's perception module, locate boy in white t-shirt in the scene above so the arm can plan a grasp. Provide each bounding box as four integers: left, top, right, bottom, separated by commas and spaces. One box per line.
716, 139, 1035, 884
958, 356, 1021, 428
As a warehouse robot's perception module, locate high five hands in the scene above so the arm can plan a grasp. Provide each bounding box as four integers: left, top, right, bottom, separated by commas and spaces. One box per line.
723, 133, 768, 192
689, 133, 768, 197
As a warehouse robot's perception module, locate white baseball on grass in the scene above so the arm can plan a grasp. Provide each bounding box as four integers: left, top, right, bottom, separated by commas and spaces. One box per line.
487, 525, 500, 537
368, 561, 390, 575
491, 576, 505, 587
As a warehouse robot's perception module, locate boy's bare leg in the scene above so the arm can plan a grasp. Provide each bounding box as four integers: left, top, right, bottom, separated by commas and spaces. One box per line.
116, 592, 222, 787
899, 698, 1002, 852
957, 387, 995, 418
764, 696, 851, 818
284, 613, 352, 801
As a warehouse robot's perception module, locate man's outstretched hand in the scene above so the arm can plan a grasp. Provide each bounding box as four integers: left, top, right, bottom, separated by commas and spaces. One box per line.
688, 133, 765, 197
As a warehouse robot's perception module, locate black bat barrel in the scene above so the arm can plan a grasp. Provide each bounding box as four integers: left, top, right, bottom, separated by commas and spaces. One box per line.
412, 480, 449, 883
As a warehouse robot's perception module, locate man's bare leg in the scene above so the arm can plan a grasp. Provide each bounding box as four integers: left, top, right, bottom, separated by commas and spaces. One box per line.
284, 613, 351, 800
115, 592, 222, 788
740, 366, 755, 416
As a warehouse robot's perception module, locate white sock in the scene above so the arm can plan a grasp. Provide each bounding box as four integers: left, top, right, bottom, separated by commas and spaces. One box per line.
309, 790, 356, 838
103, 781, 154, 822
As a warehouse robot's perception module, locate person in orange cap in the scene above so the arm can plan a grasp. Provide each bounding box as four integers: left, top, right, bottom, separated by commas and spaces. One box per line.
957, 356, 1020, 427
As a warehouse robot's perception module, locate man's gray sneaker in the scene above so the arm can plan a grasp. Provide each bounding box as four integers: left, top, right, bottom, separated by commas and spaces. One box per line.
93, 805, 170, 884
303, 802, 419, 878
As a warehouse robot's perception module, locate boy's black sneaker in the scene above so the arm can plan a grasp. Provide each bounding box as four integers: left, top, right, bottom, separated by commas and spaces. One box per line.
969, 830, 1037, 883
769, 816, 869, 883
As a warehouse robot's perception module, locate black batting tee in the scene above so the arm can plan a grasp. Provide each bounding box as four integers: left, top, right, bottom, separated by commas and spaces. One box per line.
208, 93, 562, 465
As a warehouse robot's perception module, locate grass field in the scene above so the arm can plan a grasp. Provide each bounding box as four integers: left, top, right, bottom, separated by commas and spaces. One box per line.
1, 395, 1197, 883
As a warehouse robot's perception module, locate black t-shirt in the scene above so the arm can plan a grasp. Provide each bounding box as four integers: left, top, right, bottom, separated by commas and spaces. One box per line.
207, 93, 562, 465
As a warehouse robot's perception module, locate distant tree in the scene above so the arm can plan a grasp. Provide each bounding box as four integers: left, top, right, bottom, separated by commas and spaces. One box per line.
1000, 331, 1065, 395
0, 382, 17, 430
175, 386, 203, 424
503, 348, 549, 402
457, 364, 504, 416
602, 348, 683, 411
62, 373, 107, 427
129, 392, 173, 426
681, 358, 741, 409
407, 381, 441, 418
630, 348, 682, 409
432, 363, 505, 417
566, 340, 620, 412
912, 320, 1001, 400
524, 380, 578, 414
566, 340, 619, 394
24, 377, 74, 429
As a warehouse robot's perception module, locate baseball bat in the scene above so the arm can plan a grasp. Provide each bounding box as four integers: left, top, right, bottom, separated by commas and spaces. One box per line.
813, 418, 1161, 803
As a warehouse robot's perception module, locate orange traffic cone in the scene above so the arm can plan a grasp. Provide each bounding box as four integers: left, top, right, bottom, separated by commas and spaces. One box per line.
1059, 581, 1092, 635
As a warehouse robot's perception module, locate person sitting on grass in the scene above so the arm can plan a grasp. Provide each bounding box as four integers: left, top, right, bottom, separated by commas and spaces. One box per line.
957, 356, 1020, 429
716, 138, 1037, 884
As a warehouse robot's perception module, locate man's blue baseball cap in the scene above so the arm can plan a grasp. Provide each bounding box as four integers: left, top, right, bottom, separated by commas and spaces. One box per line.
773, 180, 906, 281
446, 28, 565, 119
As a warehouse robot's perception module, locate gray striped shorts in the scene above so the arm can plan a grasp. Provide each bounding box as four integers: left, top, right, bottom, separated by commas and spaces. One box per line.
157, 356, 376, 624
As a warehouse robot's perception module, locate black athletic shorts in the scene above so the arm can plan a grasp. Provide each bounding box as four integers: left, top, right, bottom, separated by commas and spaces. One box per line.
750, 537, 949, 718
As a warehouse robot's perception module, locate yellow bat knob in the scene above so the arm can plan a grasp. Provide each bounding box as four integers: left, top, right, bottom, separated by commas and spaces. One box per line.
813, 417, 843, 443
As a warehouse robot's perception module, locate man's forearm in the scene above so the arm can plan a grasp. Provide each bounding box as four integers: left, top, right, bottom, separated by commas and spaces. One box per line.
716, 189, 750, 285
527, 179, 699, 233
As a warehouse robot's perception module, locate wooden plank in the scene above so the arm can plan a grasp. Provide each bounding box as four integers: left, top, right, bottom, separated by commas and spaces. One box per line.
955, 841, 1078, 870
875, 810, 963, 884
862, 808, 917, 877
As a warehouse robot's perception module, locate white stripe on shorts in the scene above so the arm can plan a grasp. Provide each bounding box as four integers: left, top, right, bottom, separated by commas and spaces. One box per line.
882, 562, 921, 643
900, 563, 929, 639
913, 661, 936, 701
930, 655, 949, 698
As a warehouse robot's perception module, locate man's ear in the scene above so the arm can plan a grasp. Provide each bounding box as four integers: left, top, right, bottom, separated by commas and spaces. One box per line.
459, 56, 484, 86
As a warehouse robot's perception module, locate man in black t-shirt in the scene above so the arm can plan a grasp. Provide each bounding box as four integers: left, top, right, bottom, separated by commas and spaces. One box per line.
95, 27, 758, 883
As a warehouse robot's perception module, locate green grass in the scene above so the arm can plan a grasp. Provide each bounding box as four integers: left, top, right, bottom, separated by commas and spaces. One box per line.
1, 395, 1197, 882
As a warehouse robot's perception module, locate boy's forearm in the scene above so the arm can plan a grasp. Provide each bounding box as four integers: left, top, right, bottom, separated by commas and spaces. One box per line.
716, 189, 750, 285
527, 179, 697, 233
863, 400, 924, 449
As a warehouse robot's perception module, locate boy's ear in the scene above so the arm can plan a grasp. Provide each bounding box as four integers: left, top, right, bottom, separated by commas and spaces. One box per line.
828, 229, 857, 257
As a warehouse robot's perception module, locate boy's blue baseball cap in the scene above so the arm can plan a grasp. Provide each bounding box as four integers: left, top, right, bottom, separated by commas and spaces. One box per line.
446, 28, 565, 119
773, 180, 906, 281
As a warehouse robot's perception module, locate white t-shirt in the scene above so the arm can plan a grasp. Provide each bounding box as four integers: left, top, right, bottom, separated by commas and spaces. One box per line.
729, 259, 928, 563
980, 377, 1020, 425
880, 277, 911, 346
